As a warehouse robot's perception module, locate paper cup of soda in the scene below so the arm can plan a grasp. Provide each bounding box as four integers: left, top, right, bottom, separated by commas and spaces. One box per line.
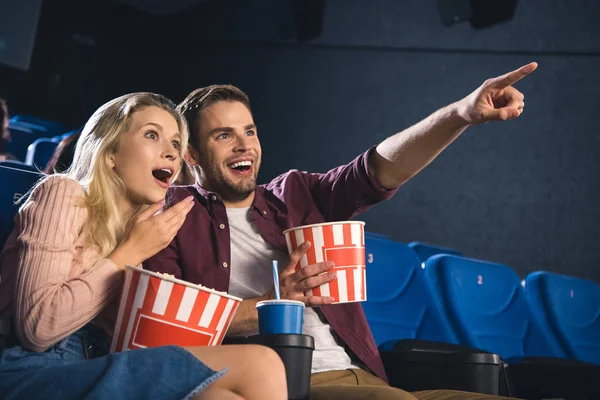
110, 266, 242, 352
283, 221, 366, 304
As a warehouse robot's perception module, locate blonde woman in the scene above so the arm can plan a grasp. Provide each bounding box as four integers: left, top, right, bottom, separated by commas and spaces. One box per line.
0, 93, 286, 400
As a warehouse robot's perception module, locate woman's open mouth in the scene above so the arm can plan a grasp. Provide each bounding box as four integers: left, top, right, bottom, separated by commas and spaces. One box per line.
152, 168, 173, 189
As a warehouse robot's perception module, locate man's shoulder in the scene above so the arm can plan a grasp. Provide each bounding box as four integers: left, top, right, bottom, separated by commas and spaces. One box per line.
167, 185, 200, 202
165, 185, 209, 237
262, 169, 311, 191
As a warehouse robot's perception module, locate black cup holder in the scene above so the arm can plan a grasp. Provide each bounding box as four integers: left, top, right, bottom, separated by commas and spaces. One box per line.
224, 334, 315, 400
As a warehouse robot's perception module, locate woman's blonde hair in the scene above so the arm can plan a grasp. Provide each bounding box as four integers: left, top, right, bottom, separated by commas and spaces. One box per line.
66, 92, 188, 256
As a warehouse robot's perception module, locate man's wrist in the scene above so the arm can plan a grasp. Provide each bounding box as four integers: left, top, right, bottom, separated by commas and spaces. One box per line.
450, 99, 473, 127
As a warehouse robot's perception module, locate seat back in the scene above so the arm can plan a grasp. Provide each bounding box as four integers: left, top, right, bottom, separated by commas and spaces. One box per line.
25, 138, 60, 169
362, 234, 457, 347
10, 115, 67, 135
6, 124, 52, 161
408, 241, 462, 263
53, 130, 78, 143
526, 271, 600, 365
0, 166, 43, 248
0, 160, 40, 172
425, 255, 564, 360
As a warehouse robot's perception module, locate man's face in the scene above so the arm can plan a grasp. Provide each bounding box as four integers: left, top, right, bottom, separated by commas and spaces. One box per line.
188, 101, 262, 203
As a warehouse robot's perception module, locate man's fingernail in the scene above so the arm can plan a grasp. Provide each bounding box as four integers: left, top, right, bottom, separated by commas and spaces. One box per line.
329, 272, 337, 279
158, 199, 165, 206
301, 241, 309, 249
327, 261, 334, 268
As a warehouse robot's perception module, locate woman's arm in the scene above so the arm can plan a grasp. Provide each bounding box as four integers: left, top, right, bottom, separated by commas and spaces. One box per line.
13, 176, 123, 352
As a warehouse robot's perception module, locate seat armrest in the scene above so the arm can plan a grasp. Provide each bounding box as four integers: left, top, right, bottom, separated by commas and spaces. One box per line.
380, 339, 503, 395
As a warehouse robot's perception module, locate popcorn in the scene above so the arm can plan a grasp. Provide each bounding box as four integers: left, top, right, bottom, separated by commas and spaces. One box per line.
111, 267, 242, 352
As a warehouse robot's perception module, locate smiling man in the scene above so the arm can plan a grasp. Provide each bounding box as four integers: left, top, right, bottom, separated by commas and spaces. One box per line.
185, 99, 261, 204
145, 63, 536, 400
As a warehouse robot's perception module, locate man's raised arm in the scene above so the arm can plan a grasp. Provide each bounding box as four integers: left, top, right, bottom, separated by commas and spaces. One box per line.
371, 62, 537, 190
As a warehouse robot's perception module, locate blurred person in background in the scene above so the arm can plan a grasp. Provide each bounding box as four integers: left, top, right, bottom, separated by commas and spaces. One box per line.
0, 98, 17, 161
44, 131, 81, 174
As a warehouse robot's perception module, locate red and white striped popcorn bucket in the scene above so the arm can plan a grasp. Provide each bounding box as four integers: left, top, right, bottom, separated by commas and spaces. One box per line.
283, 221, 366, 304
110, 267, 242, 353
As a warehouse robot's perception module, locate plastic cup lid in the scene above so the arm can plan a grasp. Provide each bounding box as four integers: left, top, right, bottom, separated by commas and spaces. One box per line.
256, 299, 305, 308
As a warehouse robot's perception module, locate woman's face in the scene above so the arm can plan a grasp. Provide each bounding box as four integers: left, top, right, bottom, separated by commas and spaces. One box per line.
110, 106, 182, 207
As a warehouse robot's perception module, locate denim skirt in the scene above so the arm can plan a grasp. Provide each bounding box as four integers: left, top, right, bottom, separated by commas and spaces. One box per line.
0, 324, 226, 400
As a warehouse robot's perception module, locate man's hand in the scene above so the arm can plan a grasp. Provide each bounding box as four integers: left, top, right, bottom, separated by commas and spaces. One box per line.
227, 241, 336, 335
279, 241, 336, 306
458, 62, 537, 124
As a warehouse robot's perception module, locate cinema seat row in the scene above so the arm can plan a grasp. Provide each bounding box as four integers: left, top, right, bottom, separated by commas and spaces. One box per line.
364, 233, 600, 399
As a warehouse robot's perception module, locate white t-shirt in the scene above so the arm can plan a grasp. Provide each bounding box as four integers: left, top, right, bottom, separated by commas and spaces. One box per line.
226, 207, 357, 373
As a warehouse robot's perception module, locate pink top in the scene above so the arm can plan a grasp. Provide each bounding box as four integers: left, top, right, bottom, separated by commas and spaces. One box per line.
0, 176, 124, 352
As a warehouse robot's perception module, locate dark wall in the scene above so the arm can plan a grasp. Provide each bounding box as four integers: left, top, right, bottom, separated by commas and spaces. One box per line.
1, 0, 599, 282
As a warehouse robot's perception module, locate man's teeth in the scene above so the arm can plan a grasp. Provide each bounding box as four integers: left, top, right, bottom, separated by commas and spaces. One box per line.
160, 168, 172, 174
229, 161, 252, 168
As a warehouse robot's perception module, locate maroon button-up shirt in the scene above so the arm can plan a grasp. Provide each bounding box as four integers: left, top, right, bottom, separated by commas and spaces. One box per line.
144, 147, 398, 381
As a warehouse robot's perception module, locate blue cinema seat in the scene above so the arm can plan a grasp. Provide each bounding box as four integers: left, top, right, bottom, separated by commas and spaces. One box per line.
6, 124, 52, 161
25, 138, 60, 169
363, 235, 504, 395
424, 254, 563, 360
0, 166, 43, 248
526, 271, 600, 366
9, 115, 67, 135
408, 241, 462, 263
363, 233, 457, 347
425, 255, 600, 399
0, 160, 40, 173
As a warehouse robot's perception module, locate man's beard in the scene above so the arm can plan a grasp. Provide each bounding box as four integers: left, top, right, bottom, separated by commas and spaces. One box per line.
200, 163, 257, 203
